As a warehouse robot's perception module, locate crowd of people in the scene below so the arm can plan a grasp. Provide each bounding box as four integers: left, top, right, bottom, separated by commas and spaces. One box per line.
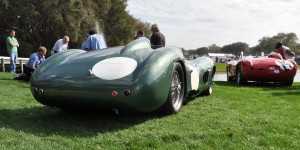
7, 23, 167, 81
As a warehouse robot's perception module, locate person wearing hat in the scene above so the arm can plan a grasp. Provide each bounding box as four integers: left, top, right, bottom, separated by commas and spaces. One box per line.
275, 42, 295, 59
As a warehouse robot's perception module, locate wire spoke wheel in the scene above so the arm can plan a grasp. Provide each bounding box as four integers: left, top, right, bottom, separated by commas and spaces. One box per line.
171, 71, 182, 108
160, 62, 185, 115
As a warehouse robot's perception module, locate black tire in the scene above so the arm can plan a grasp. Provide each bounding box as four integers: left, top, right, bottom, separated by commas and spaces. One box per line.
160, 62, 185, 115
203, 80, 213, 96
236, 65, 246, 85
280, 79, 294, 86
226, 66, 233, 82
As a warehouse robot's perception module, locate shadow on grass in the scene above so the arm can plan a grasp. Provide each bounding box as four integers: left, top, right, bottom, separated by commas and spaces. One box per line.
214, 81, 300, 97
271, 91, 300, 96
215, 81, 300, 88
213, 81, 276, 89
0, 106, 161, 137
0, 77, 30, 85
0, 77, 14, 81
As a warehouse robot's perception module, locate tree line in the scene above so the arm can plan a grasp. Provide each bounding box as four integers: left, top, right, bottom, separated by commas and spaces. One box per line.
0, 0, 151, 57
185, 32, 300, 58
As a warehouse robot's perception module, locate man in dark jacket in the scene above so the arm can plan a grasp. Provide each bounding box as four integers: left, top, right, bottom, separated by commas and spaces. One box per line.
150, 23, 165, 49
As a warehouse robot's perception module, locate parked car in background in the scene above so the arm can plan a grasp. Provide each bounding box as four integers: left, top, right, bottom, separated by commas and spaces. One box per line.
227, 52, 297, 86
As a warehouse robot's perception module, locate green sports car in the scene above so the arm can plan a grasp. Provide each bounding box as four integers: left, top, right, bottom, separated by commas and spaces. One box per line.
30, 39, 216, 114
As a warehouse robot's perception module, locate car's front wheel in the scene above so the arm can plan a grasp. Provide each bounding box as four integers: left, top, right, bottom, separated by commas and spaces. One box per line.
280, 79, 294, 86
160, 62, 185, 115
236, 65, 246, 85
227, 66, 233, 82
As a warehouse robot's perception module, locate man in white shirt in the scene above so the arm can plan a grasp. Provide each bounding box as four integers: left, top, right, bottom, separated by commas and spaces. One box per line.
51, 36, 69, 55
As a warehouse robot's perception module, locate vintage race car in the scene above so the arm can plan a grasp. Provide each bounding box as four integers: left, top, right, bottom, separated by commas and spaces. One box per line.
227, 52, 297, 86
30, 39, 216, 114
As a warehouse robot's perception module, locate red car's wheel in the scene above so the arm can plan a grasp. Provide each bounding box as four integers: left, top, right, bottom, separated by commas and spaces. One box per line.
280, 79, 294, 86
236, 65, 246, 85
226, 66, 234, 82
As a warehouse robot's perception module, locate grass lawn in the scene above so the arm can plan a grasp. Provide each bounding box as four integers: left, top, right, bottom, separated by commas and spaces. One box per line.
215, 62, 227, 72
0, 72, 299, 149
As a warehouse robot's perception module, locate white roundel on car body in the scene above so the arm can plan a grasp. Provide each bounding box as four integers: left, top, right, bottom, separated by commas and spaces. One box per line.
275, 60, 294, 70
186, 64, 199, 90
92, 57, 138, 80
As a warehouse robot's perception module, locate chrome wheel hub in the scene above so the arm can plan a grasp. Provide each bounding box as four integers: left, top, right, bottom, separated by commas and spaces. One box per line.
171, 71, 182, 107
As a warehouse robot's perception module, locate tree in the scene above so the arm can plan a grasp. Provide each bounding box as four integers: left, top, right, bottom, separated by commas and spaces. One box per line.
221, 42, 249, 58
196, 47, 209, 56
208, 44, 221, 53
103, 0, 138, 46
0, 0, 102, 56
253, 32, 299, 55
135, 20, 151, 38
0, 0, 149, 57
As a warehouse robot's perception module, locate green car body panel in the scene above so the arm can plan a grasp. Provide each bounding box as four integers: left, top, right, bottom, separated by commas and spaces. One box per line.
30, 39, 215, 113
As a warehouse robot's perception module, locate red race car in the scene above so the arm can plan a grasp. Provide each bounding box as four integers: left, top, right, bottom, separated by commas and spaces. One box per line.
226, 52, 297, 86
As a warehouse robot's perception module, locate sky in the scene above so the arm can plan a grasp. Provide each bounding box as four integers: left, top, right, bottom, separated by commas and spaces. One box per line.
127, 0, 300, 49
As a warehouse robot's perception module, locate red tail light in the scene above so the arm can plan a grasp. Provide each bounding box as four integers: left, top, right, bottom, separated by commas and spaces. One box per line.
112, 91, 118, 97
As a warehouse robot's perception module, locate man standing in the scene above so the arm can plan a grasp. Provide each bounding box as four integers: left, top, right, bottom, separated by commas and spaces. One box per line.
275, 42, 295, 59
150, 23, 165, 49
81, 29, 107, 51
51, 36, 69, 55
6, 30, 19, 73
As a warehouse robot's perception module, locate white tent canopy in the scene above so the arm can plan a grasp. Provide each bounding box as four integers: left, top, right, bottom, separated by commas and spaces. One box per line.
208, 53, 235, 58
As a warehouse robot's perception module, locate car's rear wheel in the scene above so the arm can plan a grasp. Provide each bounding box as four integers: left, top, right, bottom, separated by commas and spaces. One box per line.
203, 80, 213, 96
160, 62, 185, 115
236, 65, 246, 85
280, 79, 294, 86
